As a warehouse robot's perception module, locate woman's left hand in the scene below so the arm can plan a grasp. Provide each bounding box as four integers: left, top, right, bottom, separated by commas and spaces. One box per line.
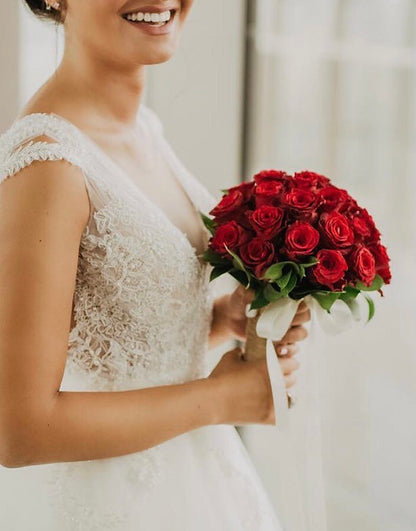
222, 284, 311, 356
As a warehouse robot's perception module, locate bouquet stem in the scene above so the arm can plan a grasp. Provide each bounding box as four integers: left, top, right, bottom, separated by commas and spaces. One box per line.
244, 310, 267, 361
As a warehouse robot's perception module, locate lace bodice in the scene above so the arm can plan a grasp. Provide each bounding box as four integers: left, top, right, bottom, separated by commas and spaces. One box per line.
0, 104, 218, 391
0, 106, 285, 531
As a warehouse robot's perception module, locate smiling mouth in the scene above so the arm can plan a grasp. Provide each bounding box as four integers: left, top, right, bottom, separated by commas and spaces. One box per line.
121, 9, 177, 27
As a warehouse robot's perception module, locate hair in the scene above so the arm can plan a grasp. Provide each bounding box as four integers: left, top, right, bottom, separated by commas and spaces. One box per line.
22, 0, 65, 23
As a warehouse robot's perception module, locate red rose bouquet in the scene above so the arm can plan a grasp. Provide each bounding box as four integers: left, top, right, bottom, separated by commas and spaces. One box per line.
201, 170, 391, 360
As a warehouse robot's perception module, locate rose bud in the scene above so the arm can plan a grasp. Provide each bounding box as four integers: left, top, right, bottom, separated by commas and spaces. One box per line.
284, 220, 320, 260
247, 205, 285, 240
368, 242, 391, 285
255, 180, 285, 208
349, 245, 376, 286
310, 249, 349, 290
292, 171, 330, 191
226, 181, 255, 202
239, 237, 275, 278
253, 169, 290, 185
318, 185, 351, 213
210, 221, 251, 256
283, 188, 319, 222
319, 211, 355, 250
350, 208, 381, 244
209, 189, 244, 220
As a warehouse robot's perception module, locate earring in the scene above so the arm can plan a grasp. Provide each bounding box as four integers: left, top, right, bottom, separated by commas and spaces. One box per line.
45, 1, 60, 10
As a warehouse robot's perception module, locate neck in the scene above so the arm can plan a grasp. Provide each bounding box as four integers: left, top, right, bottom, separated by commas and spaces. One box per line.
54, 42, 146, 131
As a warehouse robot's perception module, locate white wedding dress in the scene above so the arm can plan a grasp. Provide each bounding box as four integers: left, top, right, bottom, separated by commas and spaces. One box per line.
0, 104, 283, 530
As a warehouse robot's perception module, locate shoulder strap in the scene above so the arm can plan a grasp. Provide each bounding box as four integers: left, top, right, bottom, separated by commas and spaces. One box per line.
0, 113, 117, 218
0, 113, 88, 184
140, 104, 219, 215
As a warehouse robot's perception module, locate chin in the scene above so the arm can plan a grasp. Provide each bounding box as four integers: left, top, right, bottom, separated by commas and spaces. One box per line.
137, 44, 178, 65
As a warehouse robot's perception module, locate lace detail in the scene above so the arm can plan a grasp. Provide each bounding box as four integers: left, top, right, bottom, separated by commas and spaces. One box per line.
0, 140, 82, 181
0, 107, 217, 390
0, 108, 282, 530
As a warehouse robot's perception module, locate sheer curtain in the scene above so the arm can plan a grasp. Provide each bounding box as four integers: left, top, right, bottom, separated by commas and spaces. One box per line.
243, 1, 416, 529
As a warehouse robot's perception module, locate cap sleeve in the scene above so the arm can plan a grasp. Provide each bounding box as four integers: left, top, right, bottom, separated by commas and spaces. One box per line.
0, 114, 100, 225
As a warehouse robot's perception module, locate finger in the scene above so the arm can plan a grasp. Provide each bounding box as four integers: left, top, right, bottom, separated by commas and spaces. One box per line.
296, 301, 309, 314
278, 356, 300, 375
284, 373, 297, 389
235, 283, 255, 305
274, 342, 299, 357
281, 325, 308, 343
291, 309, 311, 326
227, 347, 243, 360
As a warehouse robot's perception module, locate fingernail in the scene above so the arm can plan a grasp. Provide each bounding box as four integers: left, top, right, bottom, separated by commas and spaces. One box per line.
279, 347, 289, 356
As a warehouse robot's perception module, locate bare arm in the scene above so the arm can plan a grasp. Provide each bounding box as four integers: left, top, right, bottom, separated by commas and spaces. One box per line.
0, 160, 217, 469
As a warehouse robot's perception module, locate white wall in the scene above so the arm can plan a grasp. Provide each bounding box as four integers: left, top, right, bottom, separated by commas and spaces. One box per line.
146, 0, 246, 196
0, 2, 20, 129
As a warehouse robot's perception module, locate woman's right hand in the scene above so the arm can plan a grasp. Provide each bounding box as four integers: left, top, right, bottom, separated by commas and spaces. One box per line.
207, 347, 299, 426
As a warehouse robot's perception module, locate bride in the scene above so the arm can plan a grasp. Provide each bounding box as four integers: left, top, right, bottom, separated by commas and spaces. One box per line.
0, 1, 310, 529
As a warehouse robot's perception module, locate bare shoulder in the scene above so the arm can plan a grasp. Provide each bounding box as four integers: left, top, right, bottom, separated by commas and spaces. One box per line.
0, 155, 91, 239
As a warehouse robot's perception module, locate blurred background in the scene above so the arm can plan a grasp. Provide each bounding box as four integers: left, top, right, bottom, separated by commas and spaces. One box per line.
1, 1, 415, 529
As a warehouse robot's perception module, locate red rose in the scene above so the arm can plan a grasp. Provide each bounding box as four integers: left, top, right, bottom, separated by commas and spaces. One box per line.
247, 205, 285, 240
368, 243, 391, 284
319, 211, 355, 250
255, 180, 285, 208
318, 185, 351, 213
209, 189, 244, 219
284, 221, 320, 260
310, 249, 348, 290
349, 245, 376, 286
339, 197, 360, 217
226, 181, 255, 202
210, 221, 250, 256
349, 208, 381, 244
292, 171, 330, 191
283, 188, 319, 222
254, 169, 290, 185
239, 237, 275, 278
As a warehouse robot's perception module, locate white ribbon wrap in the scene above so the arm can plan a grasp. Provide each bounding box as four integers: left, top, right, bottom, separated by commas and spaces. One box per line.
241, 294, 367, 531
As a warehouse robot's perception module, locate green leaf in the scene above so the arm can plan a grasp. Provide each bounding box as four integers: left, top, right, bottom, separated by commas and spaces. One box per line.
298, 265, 306, 279
209, 266, 230, 282
224, 245, 251, 286
356, 274, 384, 292
228, 269, 252, 287
345, 285, 361, 298
300, 256, 319, 268
263, 261, 301, 281
312, 291, 342, 312
364, 294, 375, 322
250, 289, 269, 310
281, 271, 298, 296
264, 283, 284, 302
277, 270, 292, 290
220, 188, 230, 194
202, 249, 229, 266
199, 212, 216, 235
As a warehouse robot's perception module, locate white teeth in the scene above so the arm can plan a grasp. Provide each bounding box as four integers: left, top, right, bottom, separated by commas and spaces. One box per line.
125, 9, 172, 24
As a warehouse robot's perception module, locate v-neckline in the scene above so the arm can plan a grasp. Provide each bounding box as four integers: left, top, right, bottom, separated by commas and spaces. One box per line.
25, 107, 207, 265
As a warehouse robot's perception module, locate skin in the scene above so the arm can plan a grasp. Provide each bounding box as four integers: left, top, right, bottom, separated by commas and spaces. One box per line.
0, 0, 310, 468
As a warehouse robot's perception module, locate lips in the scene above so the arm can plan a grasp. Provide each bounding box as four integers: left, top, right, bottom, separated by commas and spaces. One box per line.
122, 8, 177, 35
